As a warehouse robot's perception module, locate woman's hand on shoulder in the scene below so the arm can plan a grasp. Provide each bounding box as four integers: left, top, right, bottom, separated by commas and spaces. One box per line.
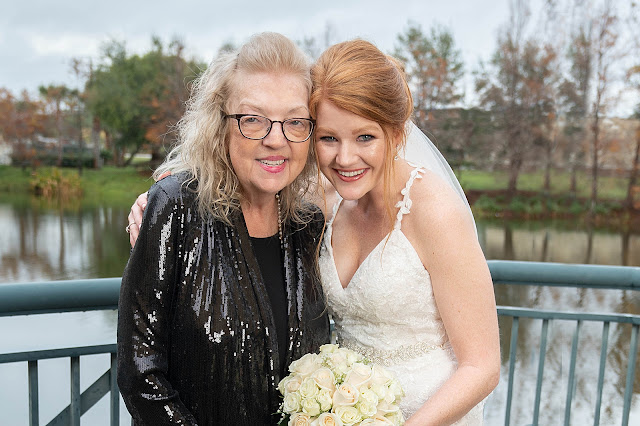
127, 171, 171, 247
128, 192, 149, 247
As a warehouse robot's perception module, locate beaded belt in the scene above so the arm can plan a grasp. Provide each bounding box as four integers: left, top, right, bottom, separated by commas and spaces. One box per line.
337, 338, 447, 366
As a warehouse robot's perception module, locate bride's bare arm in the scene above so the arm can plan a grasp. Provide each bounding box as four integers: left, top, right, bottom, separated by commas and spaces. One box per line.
402, 172, 500, 426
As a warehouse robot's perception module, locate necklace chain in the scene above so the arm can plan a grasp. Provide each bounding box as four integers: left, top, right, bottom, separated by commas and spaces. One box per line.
275, 192, 283, 243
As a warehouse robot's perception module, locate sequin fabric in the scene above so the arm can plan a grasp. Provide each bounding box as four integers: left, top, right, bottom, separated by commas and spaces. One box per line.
117, 174, 330, 425
318, 167, 484, 424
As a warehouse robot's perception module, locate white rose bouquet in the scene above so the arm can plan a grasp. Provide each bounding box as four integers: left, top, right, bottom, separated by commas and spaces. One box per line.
277, 344, 404, 426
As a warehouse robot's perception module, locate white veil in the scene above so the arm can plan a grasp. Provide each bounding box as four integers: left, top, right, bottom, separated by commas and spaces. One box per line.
400, 122, 477, 235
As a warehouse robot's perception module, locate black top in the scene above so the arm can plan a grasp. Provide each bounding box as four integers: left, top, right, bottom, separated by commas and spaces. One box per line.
117, 174, 330, 425
250, 234, 288, 376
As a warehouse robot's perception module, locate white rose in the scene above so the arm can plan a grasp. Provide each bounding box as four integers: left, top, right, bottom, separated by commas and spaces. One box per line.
384, 411, 405, 426
370, 383, 388, 401
289, 412, 313, 426
312, 412, 343, 426
370, 364, 394, 386
344, 362, 372, 388
289, 353, 321, 378
388, 380, 404, 399
278, 376, 287, 395
376, 401, 400, 415
317, 389, 333, 412
301, 397, 322, 417
343, 349, 360, 366
333, 405, 362, 425
320, 344, 340, 354
332, 383, 359, 406
328, 351, 349, 376
285, 375, 304, 394
283, 392, 302, 413
356, 399, 378, 418
360, 388, 379, 406
383, 389, 396, 404
359, 414, 395, 425
312, 367, 336, 392
300, 377, 320, 399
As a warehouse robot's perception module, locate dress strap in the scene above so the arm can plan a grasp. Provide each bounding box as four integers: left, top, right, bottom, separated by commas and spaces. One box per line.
394, 166, 424, 230
327, 194, 343, 227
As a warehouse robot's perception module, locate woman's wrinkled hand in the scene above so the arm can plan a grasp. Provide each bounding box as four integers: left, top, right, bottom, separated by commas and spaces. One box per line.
127, 192, 149, 247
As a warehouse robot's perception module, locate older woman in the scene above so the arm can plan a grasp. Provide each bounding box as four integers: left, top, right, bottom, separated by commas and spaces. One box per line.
117, 33, 330, 425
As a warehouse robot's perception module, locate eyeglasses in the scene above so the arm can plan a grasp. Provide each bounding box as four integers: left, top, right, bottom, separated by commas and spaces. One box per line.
225, 114, 315, 143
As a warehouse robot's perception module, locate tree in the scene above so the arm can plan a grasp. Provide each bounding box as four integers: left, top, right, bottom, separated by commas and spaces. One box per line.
475, 0, 557, 194
394, 22, 464, 132
0, 89, 45, 168
38, 84, 72, 166
588, 0, 620, 212
624, 2, 640, 208
85, 37, 201, 166
558, 26, 592, 194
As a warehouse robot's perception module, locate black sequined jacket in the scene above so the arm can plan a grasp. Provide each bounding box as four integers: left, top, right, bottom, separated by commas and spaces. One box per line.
117, 175, 330, 425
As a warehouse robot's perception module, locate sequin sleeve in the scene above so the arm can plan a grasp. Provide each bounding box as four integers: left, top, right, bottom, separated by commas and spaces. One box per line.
117, 177, 198, 425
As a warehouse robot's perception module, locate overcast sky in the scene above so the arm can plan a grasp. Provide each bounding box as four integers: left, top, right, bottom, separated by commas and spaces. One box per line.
2, 0, 637, 115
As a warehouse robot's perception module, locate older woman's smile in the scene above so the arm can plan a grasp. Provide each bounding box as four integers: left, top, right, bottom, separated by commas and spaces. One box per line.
258, 156, 287, 173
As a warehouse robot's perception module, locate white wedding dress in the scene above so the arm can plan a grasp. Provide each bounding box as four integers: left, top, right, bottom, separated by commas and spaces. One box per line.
318, 166, 484, 424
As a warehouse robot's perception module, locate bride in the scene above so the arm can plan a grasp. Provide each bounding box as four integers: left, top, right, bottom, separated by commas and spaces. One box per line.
308, 39, 500, 425
128, 39, 500, 425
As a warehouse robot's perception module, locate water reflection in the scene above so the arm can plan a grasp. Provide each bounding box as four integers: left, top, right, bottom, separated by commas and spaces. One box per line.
0, 202, 132, 283
3, 205, 640, 284
478, 221, 640, 266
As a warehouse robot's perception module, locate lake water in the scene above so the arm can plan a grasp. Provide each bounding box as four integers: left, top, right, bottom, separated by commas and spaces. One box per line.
0, 202, 639, 424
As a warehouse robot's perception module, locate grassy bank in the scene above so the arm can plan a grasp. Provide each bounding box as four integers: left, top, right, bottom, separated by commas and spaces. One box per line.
457, 168, 640, 230
0, 165, 637, 228
458, 169, 627, 199
0, 165, 154, 208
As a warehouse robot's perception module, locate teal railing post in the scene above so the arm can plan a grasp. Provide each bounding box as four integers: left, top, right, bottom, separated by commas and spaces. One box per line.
532, 319, 549, 425
110, 353, 119, 426
71, 356, 81, 426
505, 316, 519, 426
564, 320, 582, 425
622, 325, 639, 426
28, 360, 38, 426
594, 322, 610, 426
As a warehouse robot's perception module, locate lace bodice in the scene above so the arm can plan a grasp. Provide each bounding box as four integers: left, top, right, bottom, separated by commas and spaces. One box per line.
318, 167, 483, 424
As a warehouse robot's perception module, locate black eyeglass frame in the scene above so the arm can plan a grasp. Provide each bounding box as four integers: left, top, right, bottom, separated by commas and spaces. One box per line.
224, 113, 315, 143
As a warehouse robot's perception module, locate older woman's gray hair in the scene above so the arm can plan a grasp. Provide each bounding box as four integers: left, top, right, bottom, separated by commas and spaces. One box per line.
155, 32, 316, 225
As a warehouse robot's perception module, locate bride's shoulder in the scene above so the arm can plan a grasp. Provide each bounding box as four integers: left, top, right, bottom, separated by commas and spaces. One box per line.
403, 165, 470, 229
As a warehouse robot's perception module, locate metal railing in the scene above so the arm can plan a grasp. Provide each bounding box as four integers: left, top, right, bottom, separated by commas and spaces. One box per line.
0, 278, 120, 426
1, 262, 639, 425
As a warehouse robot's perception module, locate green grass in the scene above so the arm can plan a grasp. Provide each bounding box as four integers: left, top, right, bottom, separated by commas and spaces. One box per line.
459, 169, 628, 201
0, 165, 154, 208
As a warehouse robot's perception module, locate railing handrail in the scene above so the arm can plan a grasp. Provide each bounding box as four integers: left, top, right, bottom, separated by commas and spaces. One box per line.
2, 260, 639, 317
0, 277, 121, 317
489, 260, 640, 289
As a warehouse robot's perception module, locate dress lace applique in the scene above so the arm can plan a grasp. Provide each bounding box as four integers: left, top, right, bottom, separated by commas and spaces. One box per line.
318, 166, 484, 424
